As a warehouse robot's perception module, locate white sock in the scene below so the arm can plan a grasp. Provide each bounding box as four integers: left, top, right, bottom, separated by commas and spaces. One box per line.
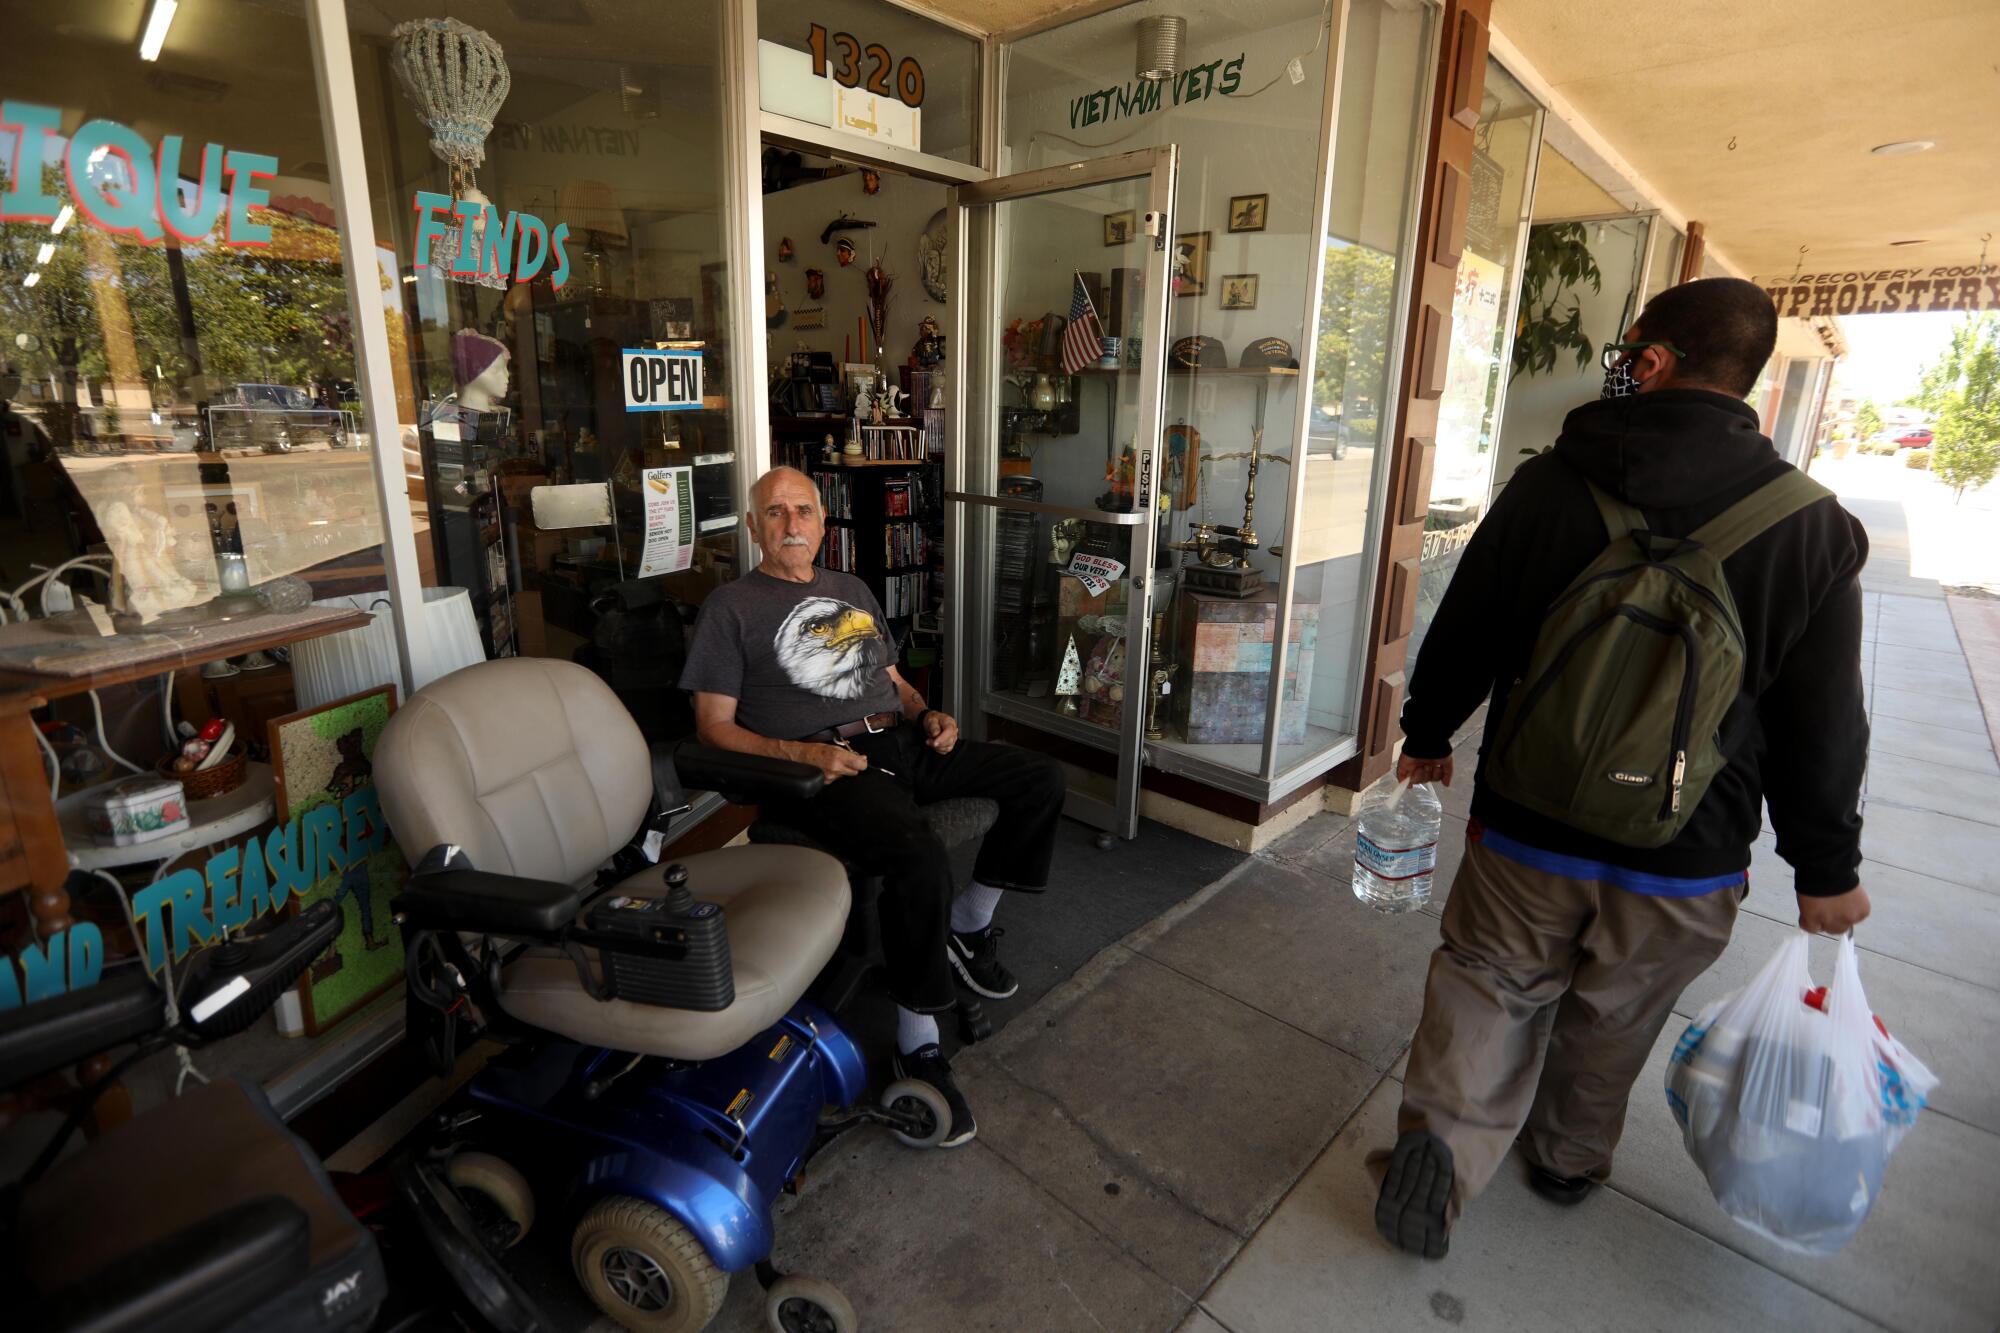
950, 881, 1004, 935
896, 1006, 940, 1055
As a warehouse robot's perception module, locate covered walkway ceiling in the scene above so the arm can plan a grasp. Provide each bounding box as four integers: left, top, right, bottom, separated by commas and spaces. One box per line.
922, 0, 2000, 283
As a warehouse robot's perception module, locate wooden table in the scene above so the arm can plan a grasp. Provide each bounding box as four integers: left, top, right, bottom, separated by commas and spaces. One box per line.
0, 606, 369, 1134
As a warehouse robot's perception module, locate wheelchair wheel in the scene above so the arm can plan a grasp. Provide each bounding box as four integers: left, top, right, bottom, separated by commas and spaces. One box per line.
880, 1078, 952, 1150
572, 1196, 727, 1332
446, 1151, 535, 1248
765, 1274, 857, 1333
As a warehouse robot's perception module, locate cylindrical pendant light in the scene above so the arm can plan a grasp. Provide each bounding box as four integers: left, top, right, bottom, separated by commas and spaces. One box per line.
1136, 16, 1185, 83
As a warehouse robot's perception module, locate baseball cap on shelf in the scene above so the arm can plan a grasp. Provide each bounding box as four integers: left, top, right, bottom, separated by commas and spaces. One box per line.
1169, 335, 1227, 369
1238, 336, 1298, 369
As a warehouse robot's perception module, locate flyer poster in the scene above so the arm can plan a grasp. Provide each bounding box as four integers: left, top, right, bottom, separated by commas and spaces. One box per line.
638, 467, 695, 577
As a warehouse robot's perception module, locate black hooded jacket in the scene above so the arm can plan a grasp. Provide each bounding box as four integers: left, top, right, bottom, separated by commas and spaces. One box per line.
1399, 388, 1869, 896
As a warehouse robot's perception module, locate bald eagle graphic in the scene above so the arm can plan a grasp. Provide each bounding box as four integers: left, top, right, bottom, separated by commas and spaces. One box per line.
774, 596, 885, 700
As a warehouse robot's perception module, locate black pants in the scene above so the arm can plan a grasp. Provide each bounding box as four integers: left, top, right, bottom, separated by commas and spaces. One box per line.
762, 724, 1066, 1013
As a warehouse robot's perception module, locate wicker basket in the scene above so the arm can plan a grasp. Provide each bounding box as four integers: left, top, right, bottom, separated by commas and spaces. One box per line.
160, 747, 247, 801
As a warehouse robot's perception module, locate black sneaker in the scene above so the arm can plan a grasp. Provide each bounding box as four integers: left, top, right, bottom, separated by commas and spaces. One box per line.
946, 926, 1018, 999
1526, 1163, 1597, 1206
1375, 1130, 1453, 1259
892, 1044, 977, 1148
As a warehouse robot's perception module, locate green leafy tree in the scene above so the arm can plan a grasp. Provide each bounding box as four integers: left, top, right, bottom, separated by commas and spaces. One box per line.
1314, 239, 1396, 437
1, 164, 356, 441
1511, 222, 1602, 381
1853, 401, 1883, 443
1925, 316, 2000, 501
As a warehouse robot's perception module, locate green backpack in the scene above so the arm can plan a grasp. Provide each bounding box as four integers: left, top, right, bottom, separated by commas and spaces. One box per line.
1484, 467, 1831, 849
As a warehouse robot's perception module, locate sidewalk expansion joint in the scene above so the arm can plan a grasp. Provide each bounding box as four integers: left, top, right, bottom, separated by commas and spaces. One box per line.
984, 1051, 1250, 1245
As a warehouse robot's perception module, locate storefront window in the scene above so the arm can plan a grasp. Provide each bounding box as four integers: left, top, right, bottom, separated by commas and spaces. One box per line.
1004, 0, 1432, 787
1490, 212, 1655, 494
1277, 0, 1435, 771
348, 1, 739, 742
757, 0, 980, 166
2, 9, 383, 622
1, 1, 398, 1107
1404, 59, 1541, 665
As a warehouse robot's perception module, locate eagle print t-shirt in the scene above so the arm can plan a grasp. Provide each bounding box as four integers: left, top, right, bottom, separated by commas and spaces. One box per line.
679, 567, 901, 739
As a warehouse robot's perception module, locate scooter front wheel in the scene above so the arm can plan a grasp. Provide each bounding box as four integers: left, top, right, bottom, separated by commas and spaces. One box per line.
879, 1079, 952, 1150
446, 1151, 535, 1248
573, 1196, 727, 1332
765, 1275, 858, 1333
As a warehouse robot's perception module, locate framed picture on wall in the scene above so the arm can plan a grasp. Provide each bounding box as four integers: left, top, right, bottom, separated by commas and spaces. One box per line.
268, 685, 405, 1036
1219, 274, 1260, 311
1228, 194, 1269, 232
1104, 210, 1136, 246
1173, 231, 1211, 297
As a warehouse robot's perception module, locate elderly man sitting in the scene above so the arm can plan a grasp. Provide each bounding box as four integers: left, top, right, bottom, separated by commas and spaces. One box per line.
679, 466, 1067, 1145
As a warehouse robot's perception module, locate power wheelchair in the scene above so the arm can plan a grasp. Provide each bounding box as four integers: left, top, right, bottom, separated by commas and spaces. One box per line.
371, 656, 966, 1331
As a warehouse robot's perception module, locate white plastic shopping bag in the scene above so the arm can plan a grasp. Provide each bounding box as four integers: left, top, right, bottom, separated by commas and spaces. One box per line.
1665, 931, 1937, 1254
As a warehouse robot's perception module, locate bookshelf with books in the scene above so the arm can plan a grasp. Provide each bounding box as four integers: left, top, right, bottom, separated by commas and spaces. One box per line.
808, 455, 943, 638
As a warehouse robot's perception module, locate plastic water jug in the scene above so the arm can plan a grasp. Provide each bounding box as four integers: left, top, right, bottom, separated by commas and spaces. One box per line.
1352, 778, 1442, 913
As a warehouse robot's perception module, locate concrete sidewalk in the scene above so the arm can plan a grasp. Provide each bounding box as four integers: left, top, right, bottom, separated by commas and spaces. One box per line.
708, 479, 1999, 1331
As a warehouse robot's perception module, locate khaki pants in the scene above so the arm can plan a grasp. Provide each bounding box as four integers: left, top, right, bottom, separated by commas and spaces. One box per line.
1399, 838, 1742, 1218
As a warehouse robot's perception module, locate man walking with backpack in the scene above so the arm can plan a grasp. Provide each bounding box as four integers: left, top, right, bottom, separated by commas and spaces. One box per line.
1375, 278, 1873, 1259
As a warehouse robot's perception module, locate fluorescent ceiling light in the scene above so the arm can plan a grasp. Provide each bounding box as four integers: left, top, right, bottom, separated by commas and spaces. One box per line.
35, 242, 54, 264
1869, 139, 1935, 157
51, 204, 73, 234
24, 272, 41, 288
139, 0, 178, 62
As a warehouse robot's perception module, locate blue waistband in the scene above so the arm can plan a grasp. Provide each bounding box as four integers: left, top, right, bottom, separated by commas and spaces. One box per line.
1479, 827, 1746, 898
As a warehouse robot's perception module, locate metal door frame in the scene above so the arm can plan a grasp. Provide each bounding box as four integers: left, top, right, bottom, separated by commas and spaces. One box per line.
944, 145, 1180, 839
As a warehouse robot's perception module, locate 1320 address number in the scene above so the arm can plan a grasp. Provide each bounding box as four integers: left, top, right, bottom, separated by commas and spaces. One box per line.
807, 22, 926, 108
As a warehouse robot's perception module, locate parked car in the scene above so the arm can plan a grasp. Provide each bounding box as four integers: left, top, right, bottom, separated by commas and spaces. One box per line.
1890, 427, 1934, 449
207, 383, 348, 454
1307, 402, 1350, 459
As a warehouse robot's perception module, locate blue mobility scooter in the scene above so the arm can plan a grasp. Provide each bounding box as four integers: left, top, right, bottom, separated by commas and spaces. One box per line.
374, 658, 952, 1332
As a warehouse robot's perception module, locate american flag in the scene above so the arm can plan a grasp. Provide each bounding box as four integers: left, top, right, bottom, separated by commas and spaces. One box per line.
1060, 270, 1104, 376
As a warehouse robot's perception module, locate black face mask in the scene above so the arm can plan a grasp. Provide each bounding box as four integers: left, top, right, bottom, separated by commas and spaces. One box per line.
1600, 359, 1643, 400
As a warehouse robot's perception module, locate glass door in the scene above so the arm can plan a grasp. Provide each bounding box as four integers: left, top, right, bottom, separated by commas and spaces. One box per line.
946, 147, 1179, 840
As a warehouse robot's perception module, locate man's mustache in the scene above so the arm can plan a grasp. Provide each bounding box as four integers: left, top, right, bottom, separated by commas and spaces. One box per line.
780, 536, 811, 547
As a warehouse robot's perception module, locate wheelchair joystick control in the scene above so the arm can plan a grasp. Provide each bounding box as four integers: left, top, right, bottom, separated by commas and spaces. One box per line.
662, 862, 696, 913
586, 863, 736, 1011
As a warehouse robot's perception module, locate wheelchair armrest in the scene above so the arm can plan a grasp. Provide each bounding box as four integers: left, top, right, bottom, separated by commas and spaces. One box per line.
27, 1196, 309, 1333
672, 740, 824, 805
647, 741, 694, 824
0, 965, 165, 1089
397, 858, 581, 935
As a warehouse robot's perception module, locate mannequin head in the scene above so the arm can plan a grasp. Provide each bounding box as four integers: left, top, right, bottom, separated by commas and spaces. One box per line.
451, 328, 511, 412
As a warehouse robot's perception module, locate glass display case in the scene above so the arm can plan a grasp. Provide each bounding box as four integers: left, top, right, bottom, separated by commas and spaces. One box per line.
966, 0, 1442, 815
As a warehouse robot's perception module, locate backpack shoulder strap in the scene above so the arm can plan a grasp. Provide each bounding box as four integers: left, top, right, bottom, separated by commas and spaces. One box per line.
1585, 480, 1649, 541
1688, 469, 1833, 561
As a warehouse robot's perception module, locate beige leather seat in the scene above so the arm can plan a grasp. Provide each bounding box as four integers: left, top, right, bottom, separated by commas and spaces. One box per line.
375, 657, 849, 1062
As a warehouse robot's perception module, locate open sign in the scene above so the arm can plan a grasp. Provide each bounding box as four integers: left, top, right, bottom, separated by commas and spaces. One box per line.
622, 348, 704, 412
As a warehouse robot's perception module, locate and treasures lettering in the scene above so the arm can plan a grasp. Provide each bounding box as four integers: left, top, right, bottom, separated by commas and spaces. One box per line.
0, 788, 390, 1010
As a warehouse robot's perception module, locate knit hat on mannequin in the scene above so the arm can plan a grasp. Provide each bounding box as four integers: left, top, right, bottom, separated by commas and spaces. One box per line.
451, 328, 508, 387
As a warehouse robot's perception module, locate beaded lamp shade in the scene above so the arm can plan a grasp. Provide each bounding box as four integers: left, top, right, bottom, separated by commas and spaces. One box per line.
390, 18, 511, 184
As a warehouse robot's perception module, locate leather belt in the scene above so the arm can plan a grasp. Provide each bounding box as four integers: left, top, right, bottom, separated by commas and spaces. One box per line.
818, 710, 903, 742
